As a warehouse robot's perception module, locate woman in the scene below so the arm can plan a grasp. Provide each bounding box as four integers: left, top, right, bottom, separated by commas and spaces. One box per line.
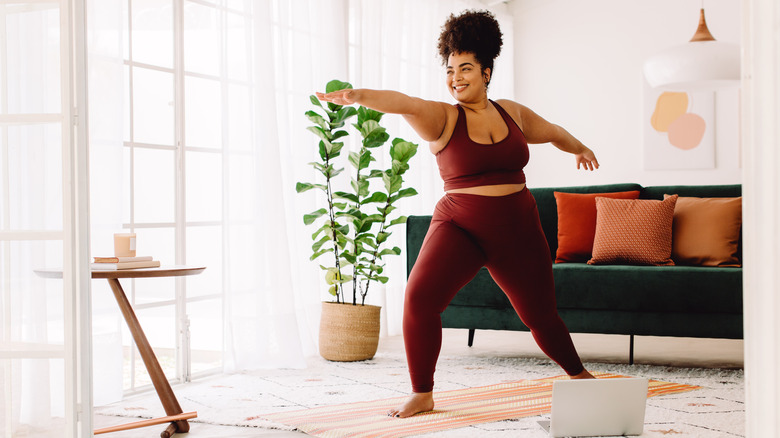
317, 10, 597, 418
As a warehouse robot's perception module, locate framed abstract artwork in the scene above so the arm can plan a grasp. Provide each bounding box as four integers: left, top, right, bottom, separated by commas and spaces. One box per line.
642, 81, 715, 170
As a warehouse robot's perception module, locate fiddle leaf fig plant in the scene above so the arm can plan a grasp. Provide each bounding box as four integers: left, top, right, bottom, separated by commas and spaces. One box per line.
296, 80, 418, 306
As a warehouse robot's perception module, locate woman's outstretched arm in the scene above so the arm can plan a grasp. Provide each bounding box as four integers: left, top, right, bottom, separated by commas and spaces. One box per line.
497, 99, 600, 171
317, 89, 449, 142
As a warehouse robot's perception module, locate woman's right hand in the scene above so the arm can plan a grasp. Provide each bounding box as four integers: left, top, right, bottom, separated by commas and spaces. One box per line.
316, 89, 358, 106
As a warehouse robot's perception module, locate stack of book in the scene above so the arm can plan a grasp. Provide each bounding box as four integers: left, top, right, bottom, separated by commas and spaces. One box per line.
91, 255, 161, 270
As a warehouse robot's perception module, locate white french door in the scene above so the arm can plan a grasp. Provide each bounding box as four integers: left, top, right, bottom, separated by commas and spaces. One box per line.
0, 1, 92, 437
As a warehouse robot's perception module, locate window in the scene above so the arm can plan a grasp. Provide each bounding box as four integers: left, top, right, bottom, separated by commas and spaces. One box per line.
120, 0, 253, 391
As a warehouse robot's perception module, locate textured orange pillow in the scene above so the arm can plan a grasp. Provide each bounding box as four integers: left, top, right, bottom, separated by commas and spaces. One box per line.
666, 195, 742, 267
588, 195, 678, 266
554, 191, 641, 263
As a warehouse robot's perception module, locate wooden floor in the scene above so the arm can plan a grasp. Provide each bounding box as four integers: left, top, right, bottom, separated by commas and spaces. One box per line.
93, 329, 744, 437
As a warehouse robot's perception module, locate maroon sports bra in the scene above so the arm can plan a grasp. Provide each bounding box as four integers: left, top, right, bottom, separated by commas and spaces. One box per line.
436, 100, 530, 191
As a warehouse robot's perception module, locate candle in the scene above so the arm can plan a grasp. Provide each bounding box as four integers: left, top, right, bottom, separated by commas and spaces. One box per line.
114, 233, 137, 257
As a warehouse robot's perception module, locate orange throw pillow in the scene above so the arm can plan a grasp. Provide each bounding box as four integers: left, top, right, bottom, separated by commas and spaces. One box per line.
554, 191, 641, 263
588, 195, 678, 266
666, 196, 742, 267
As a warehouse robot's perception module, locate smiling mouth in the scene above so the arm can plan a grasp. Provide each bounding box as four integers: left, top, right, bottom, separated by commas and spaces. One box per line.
453, 84, 468, 92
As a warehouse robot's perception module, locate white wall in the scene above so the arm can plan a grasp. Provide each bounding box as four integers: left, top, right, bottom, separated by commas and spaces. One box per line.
509, 0, 742, 188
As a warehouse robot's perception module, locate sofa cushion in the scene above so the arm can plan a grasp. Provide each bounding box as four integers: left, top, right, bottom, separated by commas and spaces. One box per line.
553, 263, 743, 314
529, 184, 644, 260
668, 196, 742, 267
589, 195, 678, 266
553, 190, 641, 263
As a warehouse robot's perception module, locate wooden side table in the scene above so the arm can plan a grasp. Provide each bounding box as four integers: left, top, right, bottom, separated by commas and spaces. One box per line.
36, 266, 206, 437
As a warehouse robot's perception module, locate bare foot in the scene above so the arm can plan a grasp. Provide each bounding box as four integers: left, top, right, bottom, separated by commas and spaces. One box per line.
570, 369, 596, 379
387, 392, 434, 418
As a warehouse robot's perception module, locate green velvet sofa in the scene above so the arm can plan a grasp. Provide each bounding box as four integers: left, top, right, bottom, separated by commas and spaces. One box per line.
405, 184, 743, 363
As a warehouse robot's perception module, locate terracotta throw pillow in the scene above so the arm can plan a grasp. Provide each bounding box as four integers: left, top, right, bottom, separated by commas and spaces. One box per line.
665, 195, 742, 267
554, 190, 641, 263
588, 195, 678, 266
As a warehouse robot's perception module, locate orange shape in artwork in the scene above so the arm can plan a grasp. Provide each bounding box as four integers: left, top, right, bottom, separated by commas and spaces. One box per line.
651, 92, 688, 132
667, 113, 706, 150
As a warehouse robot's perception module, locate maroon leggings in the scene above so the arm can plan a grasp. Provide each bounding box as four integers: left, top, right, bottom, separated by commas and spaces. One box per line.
403, 188, 585, 393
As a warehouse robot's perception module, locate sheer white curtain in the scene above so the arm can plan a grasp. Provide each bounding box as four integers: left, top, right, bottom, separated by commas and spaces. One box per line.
80, 0, 515, 380
225, 0, 515, 370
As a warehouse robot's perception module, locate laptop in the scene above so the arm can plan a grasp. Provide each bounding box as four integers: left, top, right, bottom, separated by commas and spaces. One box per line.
538, 377, 649, 437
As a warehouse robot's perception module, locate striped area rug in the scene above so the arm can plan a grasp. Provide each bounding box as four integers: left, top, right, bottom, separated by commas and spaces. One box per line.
262, 372, 700, 438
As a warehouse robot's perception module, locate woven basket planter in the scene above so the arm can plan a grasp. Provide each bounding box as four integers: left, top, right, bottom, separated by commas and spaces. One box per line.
319, 302, 381, 362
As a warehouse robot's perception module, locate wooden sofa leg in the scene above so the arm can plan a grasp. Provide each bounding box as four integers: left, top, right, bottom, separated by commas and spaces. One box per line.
468, 329, 475, 347
629, 335, 635, 365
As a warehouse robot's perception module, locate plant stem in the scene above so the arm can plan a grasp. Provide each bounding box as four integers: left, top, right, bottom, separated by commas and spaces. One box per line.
325, 156, 342, 304
362, 198, 391, 306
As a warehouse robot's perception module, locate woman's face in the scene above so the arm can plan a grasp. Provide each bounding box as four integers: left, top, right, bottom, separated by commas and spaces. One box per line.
446, 52, 490, 102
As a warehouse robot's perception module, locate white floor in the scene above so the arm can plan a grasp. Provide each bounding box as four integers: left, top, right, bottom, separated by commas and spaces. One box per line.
92, 329, 744, 437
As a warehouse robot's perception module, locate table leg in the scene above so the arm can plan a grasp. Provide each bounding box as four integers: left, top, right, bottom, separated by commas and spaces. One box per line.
107, 278, 190, 434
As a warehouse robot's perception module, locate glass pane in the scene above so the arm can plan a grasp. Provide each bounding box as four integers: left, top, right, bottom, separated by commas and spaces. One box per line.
125, 305, 177, 389
224, 0, 247, 12
2, 124, 63, 231
1, 4, 61, 115
183, 1, 220, 77
226, 12, 248, 81
228, 84, 251, 152
134, 147, 175, 223
123, 65, 131, 142
186, 225, 222, 298
131, 0, 173, 69
185, 150, 222, 222
188, 299, 222, 374
132, 227, 176, 304
2, 240, 66, 435
184, 76, 221, 149
227, 153, 253, 221
132, 67, 174, 145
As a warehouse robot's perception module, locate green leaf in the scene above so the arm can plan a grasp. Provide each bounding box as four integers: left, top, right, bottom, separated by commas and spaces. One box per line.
306, 125, 331, 143
376, 231, 389, 244
330, 141, 345, 156
390, 139, 418, 163
296, 182, 328, 193
311, 234, 330, 252
382, 173, 403, 194
376, 276, 390, 284
328, 285, 338, 296
389, 187, 417, 202
334, 191, 359, 203
310, 94, 323, 108
348, 151, 360, 169
363, 192, 388, 204
331, 106, 358, 127
326, 79, 353, 93
391, 160, 410, 175
357, 120, 381, 138
387, 216, 408, 227
327, 166, 345, 179
342, 252, 357, 264
359, 150, 374, 170
358, 106, 384, 124
311, 223, 330, 240
303, 208, 328, 225
378, 247, 401, 257
310, 248, 331, 261
305, 111, 329, 131
332, 130, 350, 140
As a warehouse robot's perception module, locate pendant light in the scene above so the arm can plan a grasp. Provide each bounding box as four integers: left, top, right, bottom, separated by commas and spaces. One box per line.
643, 7, 740, 90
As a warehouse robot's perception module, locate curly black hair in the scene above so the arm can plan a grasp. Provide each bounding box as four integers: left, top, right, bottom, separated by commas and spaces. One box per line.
437, 10, 503, 82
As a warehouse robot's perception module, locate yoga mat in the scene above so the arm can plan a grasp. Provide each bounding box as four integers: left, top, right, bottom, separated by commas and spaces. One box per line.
263, 372, 700, 438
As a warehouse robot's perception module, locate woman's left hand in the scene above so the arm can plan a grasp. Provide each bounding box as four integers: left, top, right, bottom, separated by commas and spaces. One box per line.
575, 147, 599, 171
